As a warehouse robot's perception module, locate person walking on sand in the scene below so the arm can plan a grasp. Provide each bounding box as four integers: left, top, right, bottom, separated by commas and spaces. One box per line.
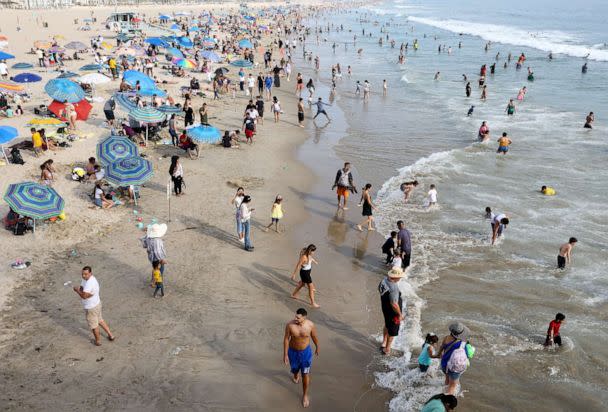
397, 220, 412, 269
283, 308, 320, 408
379, 267, 405, 355
264, 194, 284, 233
544, 313, 566, 347
142, 223, 168, 277
231, 187, 245, 242
151, 260, 164, 297
297, 98, 305, 127
356, 183, 377, 231
558, 237, 577, 269
239, 195, 255, 251
73, 266, 115, 346
291, 244, 320, 308
332, 162, 357, 210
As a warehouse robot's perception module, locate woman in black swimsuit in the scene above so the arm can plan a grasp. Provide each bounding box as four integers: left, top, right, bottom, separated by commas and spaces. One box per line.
356, 183, 376, 231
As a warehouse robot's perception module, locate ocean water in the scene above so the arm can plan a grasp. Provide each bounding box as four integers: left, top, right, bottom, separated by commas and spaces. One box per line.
298, 1, 608, 410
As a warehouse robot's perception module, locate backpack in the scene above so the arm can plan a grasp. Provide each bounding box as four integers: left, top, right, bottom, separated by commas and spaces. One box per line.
10, 148, 25, 165
447, 342, 469, 374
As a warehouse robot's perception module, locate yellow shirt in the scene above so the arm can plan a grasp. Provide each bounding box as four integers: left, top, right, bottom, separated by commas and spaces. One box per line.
32, 132, 42, 148
498, 137, 511, 147
109, 59, 116, 69
153, 269, 163, 283
271, 203, 283, 219
542, 187, 556, 196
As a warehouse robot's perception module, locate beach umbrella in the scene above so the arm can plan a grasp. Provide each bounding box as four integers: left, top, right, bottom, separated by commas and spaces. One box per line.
176, 37, 194, 48
243, 15, 256, 22
157, 105, 182, 114
0, 35, 8, 49
48, 99, 92, 121
116, 34, 132, 43
131, 17, 142, 23
138, 87, 167, 98
4, 182, 65, 222
12, 73, 42, 83
230, 59, 253, 68
159, 14, 172, 20
0, 80, 26, 95
11, 62, 33, 69
170, 23, 180, 30
172, 58, 196, 69
48, 46, 65, 54
175, 11, 190, 16
165, 47, 184, 58
238, 39, 253, 49
78, 73, 111, 85
58, 71, 79, 78
105, 157, 153, 187
0, 126, 19, 163
83, 17, 93, 23
100, 42, 113, 51
122, 70, 155, 89
186, 125, 221, 144
97, 135, 138, 166
129, 106, 166, 143
26, 118, 67, 128
113, 92, 137, 111
44, 78, 85, 103
214, 67, 229, 76
189, 26, 200, 32
64, 41, 87, 50
145, 37, 169, 47
79, 63, 103, 71
0, 51, 15, 60
33, 40, 52, 49
199, 50, 220, 62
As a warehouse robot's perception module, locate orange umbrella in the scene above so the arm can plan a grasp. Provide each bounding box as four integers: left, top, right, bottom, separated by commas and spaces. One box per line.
34, 40, 52, 49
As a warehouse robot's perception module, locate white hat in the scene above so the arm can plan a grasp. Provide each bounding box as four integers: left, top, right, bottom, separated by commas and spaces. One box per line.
147, 223, 167, 238
388, 267, 405, 279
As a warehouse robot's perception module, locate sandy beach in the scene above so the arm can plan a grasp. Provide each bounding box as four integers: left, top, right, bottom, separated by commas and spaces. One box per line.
0, 3, 397, 411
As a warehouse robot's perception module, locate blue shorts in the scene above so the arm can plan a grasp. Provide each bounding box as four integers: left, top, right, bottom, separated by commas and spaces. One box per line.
447, 371, 462, 380
94, 198, 102, 207
497, 146, 509, 153
288, 345, 312, 375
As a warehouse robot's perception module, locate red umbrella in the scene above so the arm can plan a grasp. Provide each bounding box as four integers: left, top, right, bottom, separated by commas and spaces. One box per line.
48, 99, 92, 121
131, 17, 142, 23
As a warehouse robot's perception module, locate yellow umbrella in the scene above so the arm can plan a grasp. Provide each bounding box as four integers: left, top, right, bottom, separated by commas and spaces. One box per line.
26, 118, 68, 127
34, 40, 52, 49
100, 42, 113, 50
0, 81, 25, 94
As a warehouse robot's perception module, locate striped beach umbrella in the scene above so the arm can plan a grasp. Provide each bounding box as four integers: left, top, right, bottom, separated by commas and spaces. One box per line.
44, 78, 85, 103
12, 73, 42, 83
129, 106, 166, 124
0, 80, 26, 95
157, 105, 182, 114
97, 135, 139, 166
186, 125, 221, 144
11, 62, 33, 69
4, 182, 65, 220
113, 92, 137, 111
105, 157, 153, 187
230, 59, 253, 68
137, 88, 167, 98
172, 57, 196, 69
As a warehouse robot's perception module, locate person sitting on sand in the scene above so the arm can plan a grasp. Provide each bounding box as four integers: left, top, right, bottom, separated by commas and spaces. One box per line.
93, 182, 114, 209
178, 130, 199, 159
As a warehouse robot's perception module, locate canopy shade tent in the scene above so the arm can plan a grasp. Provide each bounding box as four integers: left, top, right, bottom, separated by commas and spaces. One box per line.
97, 135, 139, 166
44, 78, 86, 103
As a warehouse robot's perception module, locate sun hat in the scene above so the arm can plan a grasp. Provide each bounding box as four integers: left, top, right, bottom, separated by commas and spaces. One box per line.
449, 322, 470, 341
387, 267, 405, 279
147, 223, 167, 238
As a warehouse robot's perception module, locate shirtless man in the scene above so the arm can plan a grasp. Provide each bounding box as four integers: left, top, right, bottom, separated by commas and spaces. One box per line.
497, 132, 512, 155
558, 237, 577, 269
400, 180, 418, 203
283, 308, 320, 408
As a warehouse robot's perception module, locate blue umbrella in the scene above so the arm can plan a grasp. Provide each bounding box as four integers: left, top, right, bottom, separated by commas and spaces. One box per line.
96, 135, 139, 166
157, 105, 182, 114
80, 63, 103, 71
64, 41, 88, 50
243, 15, 256, 22
129, 106, 166, 124
105, 157, 153, 187
12, 73, 42, 83
138, 88, 167, 98
113, 92, 137, 111
165, 47, 184, 58
122, 70, 155, 89
145, 37, 169, 47
176, 37, 193, 48
199, 50, 220, 62
11, 62, 33, 69
186, 125, 221, 144
170, 23, 180, 30
0, 51, 15, 60
230, 59, 253, 68
4, 182, 64, 220
238, 39, 253, 49
44, 79, 85, 103
0, 126, 18, 163
189, 26, 200, 32
159, 14, 172, 20
58, 71, 79, 78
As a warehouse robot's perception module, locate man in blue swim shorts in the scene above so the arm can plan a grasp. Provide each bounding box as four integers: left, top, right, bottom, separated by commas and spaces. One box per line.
283, 308, 320, 408
496, 132, 512, 155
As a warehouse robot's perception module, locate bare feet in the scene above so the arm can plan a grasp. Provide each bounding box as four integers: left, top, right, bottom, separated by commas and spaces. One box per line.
369, 227, 376, 231
292, 374, 300, 384
312, 303, 321, 308
302, 395, 310, 408
342, 207, 349, 210
356, 225, 363, 231
291, 294, 298, 299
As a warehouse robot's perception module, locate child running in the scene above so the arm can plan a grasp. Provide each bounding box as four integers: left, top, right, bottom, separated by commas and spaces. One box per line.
264, 195, 284, 233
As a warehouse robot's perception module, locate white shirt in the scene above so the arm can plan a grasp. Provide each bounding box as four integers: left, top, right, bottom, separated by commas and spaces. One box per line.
0, 63, 7, 75
36, 49, 44, 59
95, 169, 105, 180
80, 276, 101, 309
247, 77, 255, 88
240, 203, 252, 221
493, 213, 506, 224
94, 187, 103, 199
172, 162, 183, 178
428, 189, 438, 203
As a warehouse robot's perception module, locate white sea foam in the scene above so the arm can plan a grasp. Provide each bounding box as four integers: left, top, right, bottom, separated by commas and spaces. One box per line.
408, 17, 608, 61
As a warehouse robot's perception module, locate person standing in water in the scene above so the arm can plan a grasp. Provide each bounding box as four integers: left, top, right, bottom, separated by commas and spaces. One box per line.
378, 267, 406, 355
478, 121, 490, 142
283, 308, 320, 408
491, 213, 509, 245
544, 313, 565, 347
506, 99, 516, 116
465, 82, 471, 97
497, 132, 512, 155
584, 112, 594, 128
356, 183, 377, 231
332, 162, 356, 209
558, 237, 577, 269
291, 244, 320, 308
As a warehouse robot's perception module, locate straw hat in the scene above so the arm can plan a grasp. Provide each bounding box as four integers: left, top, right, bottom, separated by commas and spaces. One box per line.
387, 267, 405, 278
449, 322, 470, 340
147, 223, 167, 239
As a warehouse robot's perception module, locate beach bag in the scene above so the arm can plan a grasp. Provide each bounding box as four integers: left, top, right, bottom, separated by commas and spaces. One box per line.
447, 343, 469, 374
10, 148, 24, 165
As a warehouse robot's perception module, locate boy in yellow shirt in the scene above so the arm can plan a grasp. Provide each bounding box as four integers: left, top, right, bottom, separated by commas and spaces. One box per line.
152, 260, 164, 297
31, 127, 43, 156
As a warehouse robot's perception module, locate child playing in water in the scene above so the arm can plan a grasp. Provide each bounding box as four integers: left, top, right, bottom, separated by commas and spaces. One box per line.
263, 195, 284, 233
381, 231, 398, 265
426, 184, 438, 207
418, 333, 440, 372
544, 313, 565, 347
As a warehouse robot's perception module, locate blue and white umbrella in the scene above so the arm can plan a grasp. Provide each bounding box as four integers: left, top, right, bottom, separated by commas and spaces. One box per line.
157, 105, 182, 114
105, 157, 153, 187
122, 70, 155, 89
186, 125, 221, 144
138, 88, 167, 98
129, 106, 166, 143
199, 50, 220, 62
44, 78, 85, 103
113, 92, 138, 111
165, 47, 184, 58
97, 135, 139, 166
79, 63, 104, 71
58, 71, 79, 78
11, 62, 33, 69
145, 37, 170, 47
230, 59, 253, 68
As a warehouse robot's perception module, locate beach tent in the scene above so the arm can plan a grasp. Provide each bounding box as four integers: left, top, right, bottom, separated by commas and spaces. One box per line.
0, 126, 19, 164
48, 99, 92, 121
97, 135, 139, 166
12, 73, 42, 83
44, 78, 86, 103
3, 182, 64, 231
186, 125, 221, 144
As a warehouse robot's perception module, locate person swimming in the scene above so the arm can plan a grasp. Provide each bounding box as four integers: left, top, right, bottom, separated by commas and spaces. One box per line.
541, 185, 556, 196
